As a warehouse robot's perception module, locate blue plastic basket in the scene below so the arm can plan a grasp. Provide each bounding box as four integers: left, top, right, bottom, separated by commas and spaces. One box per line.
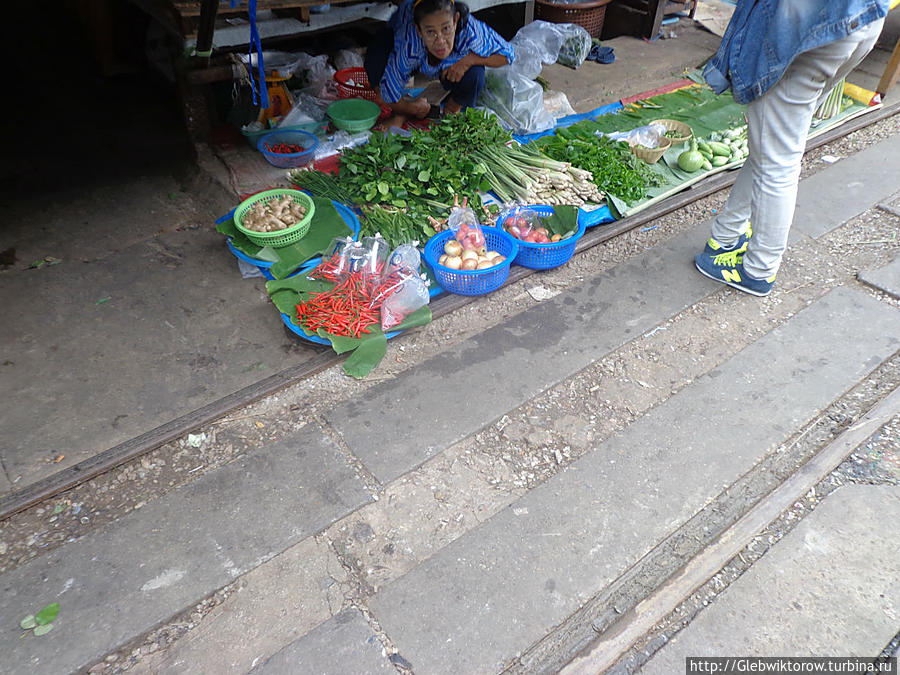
225, 200, 360, 279
257, 130, 318, 168
423, 226, 518, 296
280, 273, 442, 345
497, 205, 586, 270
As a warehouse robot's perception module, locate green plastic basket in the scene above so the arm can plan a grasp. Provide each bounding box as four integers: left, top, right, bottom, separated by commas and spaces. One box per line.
327, 98, 381, 132
234, 189, 316, 248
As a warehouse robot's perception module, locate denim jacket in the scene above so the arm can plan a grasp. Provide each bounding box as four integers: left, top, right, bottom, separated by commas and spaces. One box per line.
704, 0, 889, 104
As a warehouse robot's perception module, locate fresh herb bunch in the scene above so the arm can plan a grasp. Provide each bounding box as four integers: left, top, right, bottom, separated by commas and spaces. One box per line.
360, 205, 434, 250
293, 108, 514, 246
287, 168, 354, 204
536, 124, 664, 205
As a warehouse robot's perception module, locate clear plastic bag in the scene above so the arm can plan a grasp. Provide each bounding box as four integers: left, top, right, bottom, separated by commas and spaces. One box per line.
311, 236, 357, 281
448, 206, 487, 251
498, 205, 554, 243
359, 234, 390, 283
278, 92, 329, 127
543, 90, 576, 119
513, 21, 591, 70
313, 130, 372, 160
499, 204, 539, 240
385, 242, 421, 277
334, 49, 364, 71
603, 123, 668, 148
480, 21, 589, 133
380, 273, 430, 331
481, 67, 555, 135
291, 53, 335, 90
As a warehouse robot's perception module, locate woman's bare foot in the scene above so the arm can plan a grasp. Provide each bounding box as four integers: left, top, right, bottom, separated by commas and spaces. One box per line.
443, 98, 462, 115
375, 114, 408, 130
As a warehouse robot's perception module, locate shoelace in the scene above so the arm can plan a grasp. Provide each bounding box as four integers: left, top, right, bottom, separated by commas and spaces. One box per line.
712, 250, 743, 267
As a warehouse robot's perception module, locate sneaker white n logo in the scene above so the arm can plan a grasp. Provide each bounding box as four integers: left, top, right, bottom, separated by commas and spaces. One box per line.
722, 269, 742, 283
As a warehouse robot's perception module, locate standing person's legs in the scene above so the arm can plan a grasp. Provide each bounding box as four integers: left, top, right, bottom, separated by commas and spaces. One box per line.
741, 18, 883, 280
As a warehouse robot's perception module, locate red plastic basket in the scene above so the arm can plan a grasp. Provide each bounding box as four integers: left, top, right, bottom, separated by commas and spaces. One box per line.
335, 68, 377, 101
334, 68, 391, 119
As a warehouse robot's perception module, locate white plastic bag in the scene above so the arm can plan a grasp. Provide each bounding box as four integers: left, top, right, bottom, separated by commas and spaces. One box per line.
334, 49, 364, 71
543, 90, 576, 119
292, 53, 335, 90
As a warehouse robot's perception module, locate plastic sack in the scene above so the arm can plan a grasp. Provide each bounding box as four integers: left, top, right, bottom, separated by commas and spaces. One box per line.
513, 21, 591, 70
481, 67, 555, 135
543, 90, 576, 119
380, 273, 430, 330
480, 20, 589, 134
292, 53, 335, 90
603, 123, 668, 148
314, 129, 371, 160
334, 49, 364, 71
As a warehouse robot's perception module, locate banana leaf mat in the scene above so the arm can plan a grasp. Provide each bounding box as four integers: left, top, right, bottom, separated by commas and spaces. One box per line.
266, 274, 432, 378
217, 196, 357, 279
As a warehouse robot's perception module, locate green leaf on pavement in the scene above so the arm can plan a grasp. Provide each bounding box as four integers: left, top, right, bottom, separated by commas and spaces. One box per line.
35, 603, 59, 625
33, 623, 54, 636
20, 615, 36, 630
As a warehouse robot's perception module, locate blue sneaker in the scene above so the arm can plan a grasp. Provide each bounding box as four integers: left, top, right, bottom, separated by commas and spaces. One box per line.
694, 249, 776, 297
703, 223, 753, 256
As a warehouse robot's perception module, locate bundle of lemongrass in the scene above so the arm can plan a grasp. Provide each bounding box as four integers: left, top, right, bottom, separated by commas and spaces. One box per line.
471, 143, 604, 206
815, 78, 846, 120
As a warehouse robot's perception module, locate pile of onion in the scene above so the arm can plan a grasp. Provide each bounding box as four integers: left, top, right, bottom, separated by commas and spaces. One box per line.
437, 237, 506, 271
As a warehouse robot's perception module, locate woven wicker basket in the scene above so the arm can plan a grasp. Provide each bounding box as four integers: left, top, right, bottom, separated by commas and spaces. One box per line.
534, 0, 613, 38
630, 136, 672, 165
652, 119, 693, 144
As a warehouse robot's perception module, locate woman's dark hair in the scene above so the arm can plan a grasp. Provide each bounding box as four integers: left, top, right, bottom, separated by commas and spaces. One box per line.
413, 0, 469, 35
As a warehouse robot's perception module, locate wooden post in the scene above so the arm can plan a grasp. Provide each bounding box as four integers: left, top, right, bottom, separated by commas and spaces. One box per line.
645, 0, 667, 40
195, 0, 219, 66
523, 0, 535, 25
876, 36, 900, 96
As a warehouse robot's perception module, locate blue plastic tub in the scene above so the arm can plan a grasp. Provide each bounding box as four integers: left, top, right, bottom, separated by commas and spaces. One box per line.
281, 272, 442, 345
496, 205, 586, 270
257, 129, 318, 168
423, 226, 518, 296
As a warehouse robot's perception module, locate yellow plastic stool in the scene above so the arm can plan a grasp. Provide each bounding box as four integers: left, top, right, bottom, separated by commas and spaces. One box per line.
257, 72, 294, 127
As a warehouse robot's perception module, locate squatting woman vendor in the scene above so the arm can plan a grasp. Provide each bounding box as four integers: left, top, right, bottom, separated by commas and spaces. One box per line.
364, 0, 514, 126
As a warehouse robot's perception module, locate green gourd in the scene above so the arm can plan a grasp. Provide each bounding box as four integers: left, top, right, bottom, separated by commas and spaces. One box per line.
678, 138, 705, 172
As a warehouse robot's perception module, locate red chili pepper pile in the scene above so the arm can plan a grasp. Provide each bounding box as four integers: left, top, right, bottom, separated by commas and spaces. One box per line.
296, 272, 382, 338
265, 142, 306, 154
307, 256, 344, 282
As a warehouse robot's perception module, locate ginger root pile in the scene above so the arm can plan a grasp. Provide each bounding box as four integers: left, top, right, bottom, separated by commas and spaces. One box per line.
243, 196, 307, 232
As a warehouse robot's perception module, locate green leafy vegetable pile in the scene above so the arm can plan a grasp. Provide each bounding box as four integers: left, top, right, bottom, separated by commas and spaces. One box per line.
534, 122, 665, 205
290, 108, 509, 248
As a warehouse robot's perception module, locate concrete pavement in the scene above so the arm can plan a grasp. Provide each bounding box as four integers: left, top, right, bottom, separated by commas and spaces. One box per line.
1, 129, 899, 674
